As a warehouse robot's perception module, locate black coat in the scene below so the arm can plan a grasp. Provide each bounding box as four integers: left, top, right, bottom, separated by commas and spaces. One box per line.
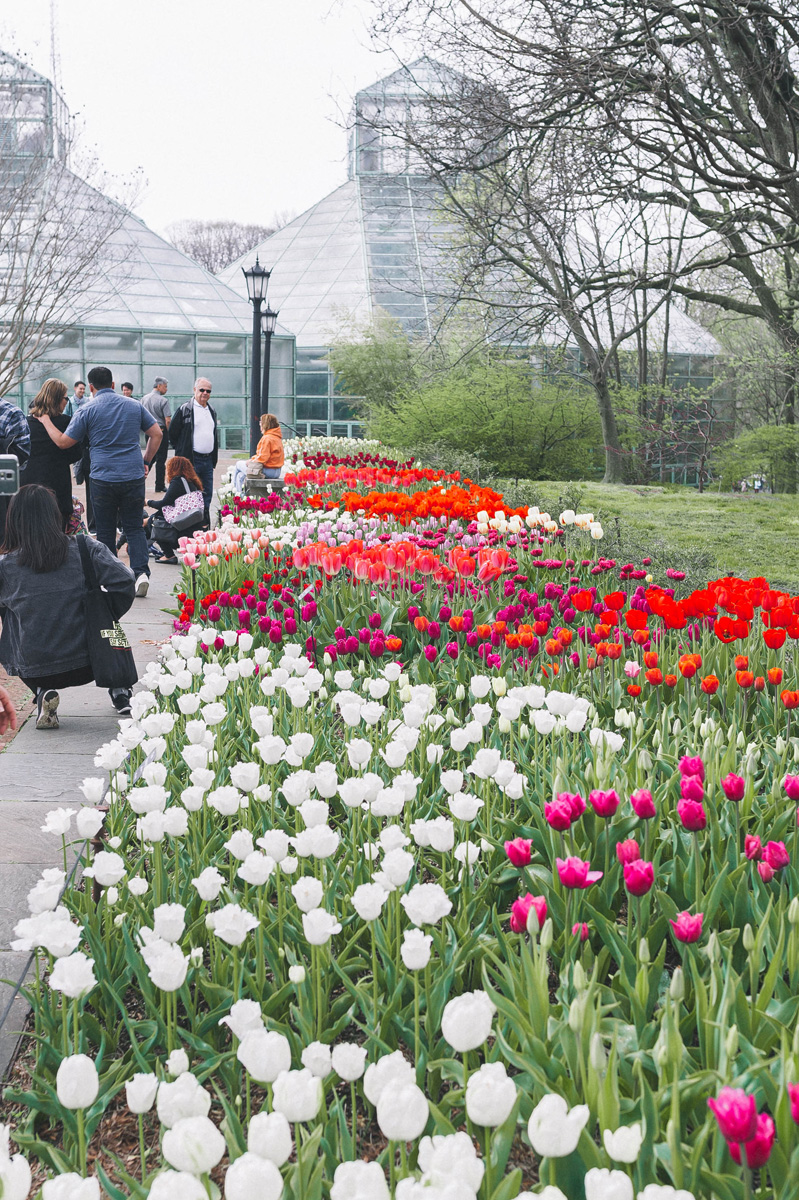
20, 414, 83, 521
169, 401, 218, 467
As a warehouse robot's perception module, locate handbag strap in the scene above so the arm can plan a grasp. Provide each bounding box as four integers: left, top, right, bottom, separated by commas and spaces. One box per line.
77, 534, 100, 592
181, 477, 191, 494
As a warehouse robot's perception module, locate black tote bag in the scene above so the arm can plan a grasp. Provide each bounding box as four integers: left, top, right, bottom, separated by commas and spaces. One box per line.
77, 535, 138, 690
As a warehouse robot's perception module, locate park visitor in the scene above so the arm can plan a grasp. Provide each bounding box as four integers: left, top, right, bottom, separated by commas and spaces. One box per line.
146, 455, 205, 563
35, 366, 162, 599
64, 380, 87, 420
20, 379, 83, 532
0, 485, 136, 728
0, 397, 31, 542
231, 412, 284, 493
141, 376, 171, 492
169, 377, 218, 525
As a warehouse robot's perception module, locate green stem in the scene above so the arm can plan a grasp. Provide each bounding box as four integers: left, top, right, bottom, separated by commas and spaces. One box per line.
138, 1112, 147, 1180
77, 1107, 86, 1176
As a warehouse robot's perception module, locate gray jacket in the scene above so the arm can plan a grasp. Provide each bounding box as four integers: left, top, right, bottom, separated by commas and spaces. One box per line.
0, 538, 135, 678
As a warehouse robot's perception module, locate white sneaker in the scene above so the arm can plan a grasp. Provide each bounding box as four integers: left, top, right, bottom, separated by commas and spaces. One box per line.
135, 574, 149, 598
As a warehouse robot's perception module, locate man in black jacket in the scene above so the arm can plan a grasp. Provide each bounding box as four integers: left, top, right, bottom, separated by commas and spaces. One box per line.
169, 377, 217, 525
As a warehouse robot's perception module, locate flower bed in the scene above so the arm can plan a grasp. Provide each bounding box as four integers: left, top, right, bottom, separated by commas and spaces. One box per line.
5, 438, 799, 1200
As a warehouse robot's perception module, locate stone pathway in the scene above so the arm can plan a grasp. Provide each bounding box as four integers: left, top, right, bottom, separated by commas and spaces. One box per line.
0, 453, 239, 1077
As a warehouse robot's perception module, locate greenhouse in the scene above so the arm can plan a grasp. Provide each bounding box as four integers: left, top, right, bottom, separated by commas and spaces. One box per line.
1, 50, 294, 449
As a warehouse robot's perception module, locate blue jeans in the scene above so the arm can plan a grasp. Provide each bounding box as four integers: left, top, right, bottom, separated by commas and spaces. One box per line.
232, 463, 281, 492
193, 453, 214, 524
92, 477, 149, 578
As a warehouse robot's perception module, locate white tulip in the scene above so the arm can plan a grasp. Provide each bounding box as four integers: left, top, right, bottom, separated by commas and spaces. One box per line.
441, 990, 496, 1052
224, 1152, 284, 1200
527, 1093, 590, 1157
49, 952, 96, 999
162, 1115, 225, 1176
301, 1040, 333, 1076
586, 1168, 635, 1200
272, 1068, 323, 1122
603, 1123, 643, 1163
56, 1054, 99, 1109
125, 1072, 159, 1113
302, 908, 342, 945
247, 1109, 292, 1165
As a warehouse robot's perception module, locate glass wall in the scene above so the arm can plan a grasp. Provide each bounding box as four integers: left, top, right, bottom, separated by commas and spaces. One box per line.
10, 325, 296, 451
294, 346, 365, 439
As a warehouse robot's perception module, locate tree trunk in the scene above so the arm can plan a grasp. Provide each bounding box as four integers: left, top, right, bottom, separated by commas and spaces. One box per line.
592, 371, 626, 483
784, 364, 797, 493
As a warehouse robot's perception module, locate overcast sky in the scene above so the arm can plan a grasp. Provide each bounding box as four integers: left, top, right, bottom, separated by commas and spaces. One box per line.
2, 0, 404, 236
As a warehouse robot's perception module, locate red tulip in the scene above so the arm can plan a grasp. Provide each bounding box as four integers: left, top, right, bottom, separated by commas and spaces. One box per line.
727, 1113, 775, 1169
677, 799, 707, 832
764, 840, 790, 871
744, 835, 763, 861
669, 911, 704, 943
616, 839, 641, 865
588, 789, 620, 818
504, 838, 532, 868
509, 893, 547, 933
630, 788, 656, 819
623, 859, 654, 896
708, 1087, 758, 1143
721, 773, 745, 802
556, 856, 603, 888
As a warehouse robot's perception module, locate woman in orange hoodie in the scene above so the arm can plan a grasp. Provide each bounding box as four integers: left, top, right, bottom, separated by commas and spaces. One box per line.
232, 414, 285, 493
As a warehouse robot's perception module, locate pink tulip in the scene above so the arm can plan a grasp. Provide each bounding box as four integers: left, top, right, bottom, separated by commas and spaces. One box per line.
509, 893, 547, 933
758, 861, 776, 882
559, 792, 586, 820
721, 773, 745, 802
544, 799, 573, 832
764, 840, 790, 871
727, 1112, 775, 1169
680, 774, 705, 802
588, 789, 620, 818
677, 798, 707, 832
708, 1087, 758, 1143
788, 1083, 799, 1124
615, 839, 641, 866
624, 661, 641, 679
504, 838, 532, 868
679, 755, 705, 780
623, 859, 654, 896
182, 552, 197, 568
744, 835, 762, 861
669, 912, 703, 943
556, 856, 603, 889
784, 774, 799, 801
630, 788, 656, 819
572, 922, 589, 941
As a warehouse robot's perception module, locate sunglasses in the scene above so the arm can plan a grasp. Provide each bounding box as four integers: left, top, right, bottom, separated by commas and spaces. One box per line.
197, 388, 212, 394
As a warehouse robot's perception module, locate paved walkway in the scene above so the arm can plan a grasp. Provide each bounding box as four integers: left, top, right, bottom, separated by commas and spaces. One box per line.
0, 453, 240, 1076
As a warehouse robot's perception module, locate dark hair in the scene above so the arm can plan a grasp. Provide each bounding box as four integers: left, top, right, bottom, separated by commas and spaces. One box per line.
87, 366, 113, 390
0, 485, 70, 572
121, 382, 134, 391
166, 455, 203, 488
74, 380, 85, 388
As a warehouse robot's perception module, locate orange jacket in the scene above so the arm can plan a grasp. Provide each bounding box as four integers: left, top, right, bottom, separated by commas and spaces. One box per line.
255, 427, 284, 469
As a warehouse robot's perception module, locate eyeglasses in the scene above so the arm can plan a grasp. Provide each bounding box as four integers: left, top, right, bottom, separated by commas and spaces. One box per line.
197, 388, 212, 394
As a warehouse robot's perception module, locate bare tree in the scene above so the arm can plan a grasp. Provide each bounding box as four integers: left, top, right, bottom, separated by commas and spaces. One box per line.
0, 63, 136, 398
166, 219, 289, 274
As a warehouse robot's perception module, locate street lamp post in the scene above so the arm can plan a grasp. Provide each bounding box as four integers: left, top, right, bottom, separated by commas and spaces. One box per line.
242, 257, 270, 455
261, 305, 279, 424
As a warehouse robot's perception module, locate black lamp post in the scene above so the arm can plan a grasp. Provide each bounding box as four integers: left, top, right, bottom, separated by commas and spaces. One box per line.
261, 305, 279, 424
242, 257, 270, 454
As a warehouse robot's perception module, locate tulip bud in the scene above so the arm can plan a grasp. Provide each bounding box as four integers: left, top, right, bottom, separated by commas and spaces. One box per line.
455, 684, 466, 701
638, 938, 650, 964
706, 931, 720, 963
725, 1025, 739, 1060
519, 723, 530, 741
526, 904, 540, 937
638, 748, 653, 771
589, 1033, 607, 1072
540, 918, 554, 951
498, 716, 511, 734
636, 717, 644, 738
743, 924, 755, 951
789, 898, 799, 925
714, 727, 724, 748
776, 736, 786, 754
492, 677, 507, 697
653, 730, 661, 749
793, 1022, 799, 1056
572, 961, 587, 991
445, 707, 458, 725
670, 967, 685, 1003
568, 996, 585, 1032
737, 731, 745, 748
703, 738, 711, 759
693, 708, 702, 729
672, 719, 681, 736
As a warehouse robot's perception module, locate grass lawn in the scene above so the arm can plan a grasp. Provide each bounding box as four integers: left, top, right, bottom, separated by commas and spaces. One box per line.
498, 480, 799, 588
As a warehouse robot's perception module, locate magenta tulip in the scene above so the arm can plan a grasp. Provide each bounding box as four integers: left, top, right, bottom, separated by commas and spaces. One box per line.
677, 799, 707, 832
544, 799, 573, 832
504, 838, 532, 868
679, 755, 705, 780
556, 856, 603, 888
744, 835, 762, 861
784, 774, 799, 801
721, 773, 745, 802
764, 840, 790, 871
509, 893, 547, 933
727, 1112, 775, 1169
669, 912, 703, 943
623, 859, 654, 896
630, 788, 656, 819
615, 839, 641, 866
680, 774, 705, 802
588, 789, 620, 818
708, 1087, 758, 1143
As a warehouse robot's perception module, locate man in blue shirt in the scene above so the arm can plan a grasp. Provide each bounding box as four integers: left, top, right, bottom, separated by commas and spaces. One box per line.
37, 366, 162, 598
